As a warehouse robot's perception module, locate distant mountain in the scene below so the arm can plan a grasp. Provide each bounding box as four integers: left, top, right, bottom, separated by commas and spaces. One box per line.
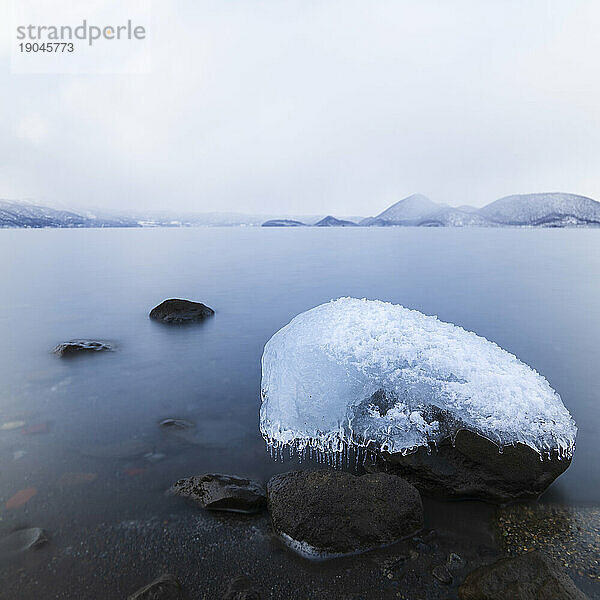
3, 193, 599, 229
360, 194, 444, 226
361, 191, 600, 227
0, 200, 138, 228
417, 206, 491, 227
479, 193, 600, 226
314, 216, 357, 227
129, 211, 329, 227
261, 219, 306, 227
0, 202, 327, 229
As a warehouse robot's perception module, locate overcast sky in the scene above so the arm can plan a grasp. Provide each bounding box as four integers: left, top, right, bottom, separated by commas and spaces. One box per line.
1, 0, 600, 216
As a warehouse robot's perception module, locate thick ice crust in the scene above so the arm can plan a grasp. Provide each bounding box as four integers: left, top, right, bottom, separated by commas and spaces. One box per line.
260, 298, 576, 459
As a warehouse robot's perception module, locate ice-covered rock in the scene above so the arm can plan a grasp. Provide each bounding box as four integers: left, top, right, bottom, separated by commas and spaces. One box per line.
260, 299, 577, 486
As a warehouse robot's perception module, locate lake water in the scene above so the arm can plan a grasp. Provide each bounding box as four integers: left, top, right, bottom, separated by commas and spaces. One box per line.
1, 227, 599, 598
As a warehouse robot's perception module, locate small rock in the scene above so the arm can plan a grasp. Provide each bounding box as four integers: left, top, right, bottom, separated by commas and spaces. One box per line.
447, 552, 465, 570
128, 574, 185, 599
422, 529, 437, 542
432, 565, 453, 585
0, 528, 48, 559
22, 422, 49, 435
144, 452, 166, 463
0, 421, 26, 431
5, 487, 38, 510
149, 299, 214, 324
223, 575, 260, 600
267, 469, 423, 556
159, 419, 194, 430
170, 474, 266, 514
52, 340, 114, 357
458, 551, 588, 600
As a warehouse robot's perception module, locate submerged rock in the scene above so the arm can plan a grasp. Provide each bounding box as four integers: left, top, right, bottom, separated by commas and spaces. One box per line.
458, 551, 588, 600
260, 298, 576, 500
5, 487, 37, 510
375, 429, 571, 502
149, 299, 214, 324
59, 472, 97, 486
81, 438, 152, 459
128, 574, 185, 599
170, 474, 266, 514
159, 418, 194, 430
0, 528, 48, 559
496, 503, 600, 583
0, 420, 26, 431
52, 339, 113, 357
266, 469, 423, 556
223, 575, 260, 600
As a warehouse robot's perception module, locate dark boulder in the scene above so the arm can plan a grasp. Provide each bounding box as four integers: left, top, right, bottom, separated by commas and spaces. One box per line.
375, 429, 571, 502
149, 299, 214, 324
52, 339, 113, 357
266, 469, 423, 556
223, 575, 260, 600
170, 474, 266, 514
458, 551, 588, 600
128, 574, 185, 600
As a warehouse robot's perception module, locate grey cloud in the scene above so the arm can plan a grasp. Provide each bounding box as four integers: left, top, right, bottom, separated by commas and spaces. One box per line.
1, 0, 599, 215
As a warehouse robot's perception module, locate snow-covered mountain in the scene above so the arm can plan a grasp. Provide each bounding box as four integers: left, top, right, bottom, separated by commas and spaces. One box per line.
361, 192, 600, 227
360, 194, 487, 227
417, 206, 491, 227
0, 201, 139, 228
314, 215, 357, 227
2, 192, 599, 229
0, 202, 325, 228
360, 194, 443, 226
479, 193, 600, 226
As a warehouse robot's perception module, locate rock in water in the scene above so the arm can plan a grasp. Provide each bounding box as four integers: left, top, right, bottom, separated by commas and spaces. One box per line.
128, 574, 185, 600
159, 418, 195, 430
458, 551, 588, 600
149, 299, 214, 324
81, 438, 153, 459
0, 528, 48, 559
376, 429, 571, 501
52, 339, 113, 357
259, 298, 576, 501
266, 470, 423, 556
170, 474, 266, 514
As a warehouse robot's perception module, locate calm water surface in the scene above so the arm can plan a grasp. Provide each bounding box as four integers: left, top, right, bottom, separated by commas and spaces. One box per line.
0, 227, 599, 597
